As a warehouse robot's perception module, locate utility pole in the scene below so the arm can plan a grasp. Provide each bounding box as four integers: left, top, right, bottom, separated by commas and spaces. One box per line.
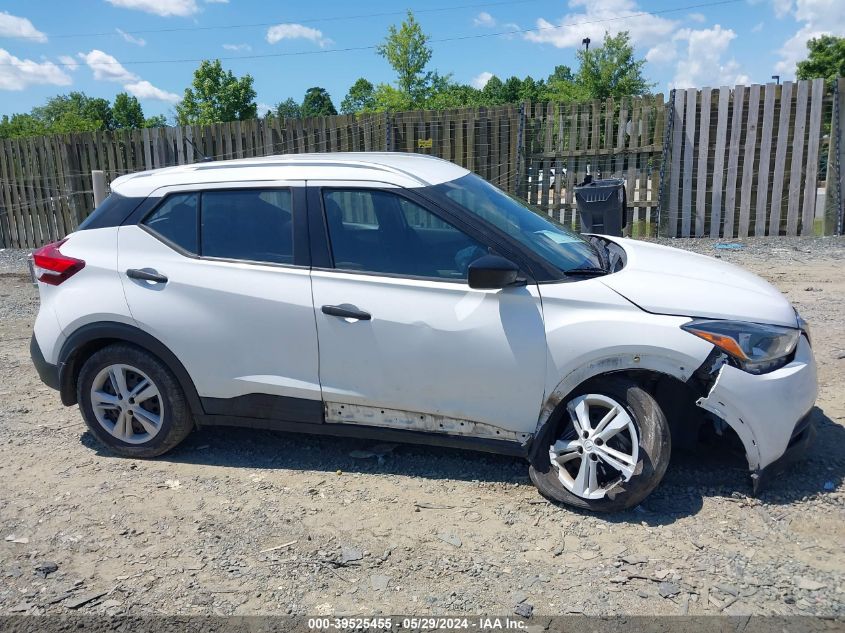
772, 75, 780, 85
582, 37, 591, 52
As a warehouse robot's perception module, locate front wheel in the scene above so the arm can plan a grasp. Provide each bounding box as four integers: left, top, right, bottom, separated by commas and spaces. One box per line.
529, 377, 671, 512
77, 343, 194, 458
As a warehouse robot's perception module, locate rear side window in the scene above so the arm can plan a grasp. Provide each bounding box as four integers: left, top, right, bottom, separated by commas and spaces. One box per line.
142, 193, 198, 254
201, 190, 293, 264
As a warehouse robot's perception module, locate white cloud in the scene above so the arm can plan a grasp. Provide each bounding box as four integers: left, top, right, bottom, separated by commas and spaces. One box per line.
772, 0, 794, 18
688, 12, 706, 23
116, 28, 146, 46
524, 0, 676, 49
223, 43, 251, 52
471, 71, 494, 89
0, 11, 47, 42
79, 49, 138, 82
266, 23, 332, 47
0, 48, 71, 90
77, 48, 179, 104
474, 12, 496, 27
205, 0, 229, 3
58, 55, 79, 71
125, 79, 180, 103
105, 0, 198, 17
774, 0, 845, 76
670, 25, 748, 88
645, 41, 676, 65
752, 21, 764, 32
257, 102, 274, 117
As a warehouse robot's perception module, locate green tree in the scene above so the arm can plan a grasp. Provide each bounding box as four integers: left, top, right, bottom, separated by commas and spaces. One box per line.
144, 115, 168, 128
274, 98, 302, 119
301, 87, 337, 117
796, 35, 845, 83
376, 10, 433, 100
548, 65, 575, 83
501, 76, 524, 103
112, 92, 145, 129
175, 59, 257, 125
544, 64, 589, 103
425, 83, 482, 110
480, 75, 505, 105
0, 113, 47, 139
371, 84, 415, 112
575, 31, 652, 100
33, 92, 114, 132
341, 78, 376, 114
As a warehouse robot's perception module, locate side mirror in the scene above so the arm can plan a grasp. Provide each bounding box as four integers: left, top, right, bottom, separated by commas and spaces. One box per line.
468, 255, 522, 290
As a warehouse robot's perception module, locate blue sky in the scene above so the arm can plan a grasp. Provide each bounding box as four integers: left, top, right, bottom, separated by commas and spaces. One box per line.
0, 0, 842, 121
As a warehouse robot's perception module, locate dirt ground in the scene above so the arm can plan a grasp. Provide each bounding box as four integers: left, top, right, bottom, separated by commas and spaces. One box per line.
0, 237, 843, 619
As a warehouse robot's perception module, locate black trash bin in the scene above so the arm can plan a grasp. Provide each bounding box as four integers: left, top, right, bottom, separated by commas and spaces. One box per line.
574, 177, 627, 236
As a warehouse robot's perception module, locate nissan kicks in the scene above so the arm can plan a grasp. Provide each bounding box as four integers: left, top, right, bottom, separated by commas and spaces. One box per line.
29, 153, 817, 512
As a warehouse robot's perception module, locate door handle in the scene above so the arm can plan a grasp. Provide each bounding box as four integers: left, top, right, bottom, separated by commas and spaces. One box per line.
321, 304, 371, 321
126, 268, 168, 284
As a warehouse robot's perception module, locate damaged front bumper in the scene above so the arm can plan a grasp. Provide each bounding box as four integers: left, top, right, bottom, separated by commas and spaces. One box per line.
696, 335, 817, 494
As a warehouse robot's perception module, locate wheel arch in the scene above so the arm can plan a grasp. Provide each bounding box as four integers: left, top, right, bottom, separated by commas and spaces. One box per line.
58, 321, 204, 418
529, 352, 707, 464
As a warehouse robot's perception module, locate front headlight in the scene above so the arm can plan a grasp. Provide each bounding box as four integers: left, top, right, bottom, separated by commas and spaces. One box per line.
681, 319, 800, 374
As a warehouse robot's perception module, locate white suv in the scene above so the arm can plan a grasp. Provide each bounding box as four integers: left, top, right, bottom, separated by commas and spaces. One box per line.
30, 153, 817, 512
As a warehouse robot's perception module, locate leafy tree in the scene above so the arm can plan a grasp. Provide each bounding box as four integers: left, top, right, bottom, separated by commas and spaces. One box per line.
796, 35, 845, 83
575, 31, 652, 100
301, 87, 337, 117
0, 113, 47, 139
175, 59, 257, 125
112, 92, 145, 129
501, 76, 524, 103
370, 84, 415, 112
517, 76, 546, 102
548, 65, 576, 83
341, 78, 376, 114
274, 98, 302, 119
32, 92, 114, 132
480, 75, 505, 105
144, 115, 168, 128
426, 83, 482, 110
376, 10, 433, 100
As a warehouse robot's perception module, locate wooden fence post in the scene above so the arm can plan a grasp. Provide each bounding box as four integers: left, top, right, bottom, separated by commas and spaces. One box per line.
92, 170, 107, 208
827, 77, 844, 235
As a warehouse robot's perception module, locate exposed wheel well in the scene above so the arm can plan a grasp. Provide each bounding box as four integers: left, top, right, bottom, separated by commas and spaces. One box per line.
531, 369, 738, 462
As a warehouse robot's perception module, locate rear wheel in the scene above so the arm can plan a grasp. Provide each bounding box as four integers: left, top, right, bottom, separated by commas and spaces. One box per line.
529, 377, 671, 512
77, 344, 194, 457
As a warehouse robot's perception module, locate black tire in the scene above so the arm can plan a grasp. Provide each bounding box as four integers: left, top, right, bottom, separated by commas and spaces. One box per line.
77, 343, 194, 458
529, 376, 671, 512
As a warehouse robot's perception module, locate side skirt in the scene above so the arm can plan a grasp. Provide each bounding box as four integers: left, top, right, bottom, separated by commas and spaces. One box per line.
195, 414, 530, 458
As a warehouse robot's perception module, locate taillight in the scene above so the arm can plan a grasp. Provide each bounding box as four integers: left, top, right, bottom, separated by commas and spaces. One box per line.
32, 239, 85, 286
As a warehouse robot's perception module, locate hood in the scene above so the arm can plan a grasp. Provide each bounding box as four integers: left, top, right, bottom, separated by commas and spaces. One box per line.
600, 238, 798, 327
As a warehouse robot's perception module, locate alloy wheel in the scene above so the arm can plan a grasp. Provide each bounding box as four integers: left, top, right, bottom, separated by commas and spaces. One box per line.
89, 363, 164, 444
548, 393, 640, 499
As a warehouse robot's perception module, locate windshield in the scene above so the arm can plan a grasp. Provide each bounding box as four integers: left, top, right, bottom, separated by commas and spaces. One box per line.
430, 173, 604, 275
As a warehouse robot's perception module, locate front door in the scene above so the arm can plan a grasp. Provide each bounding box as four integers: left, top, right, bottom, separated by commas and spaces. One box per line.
309, 183, 547, 440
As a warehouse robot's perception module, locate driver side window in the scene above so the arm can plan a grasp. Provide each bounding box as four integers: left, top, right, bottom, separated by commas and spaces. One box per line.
323, 189, 486, 280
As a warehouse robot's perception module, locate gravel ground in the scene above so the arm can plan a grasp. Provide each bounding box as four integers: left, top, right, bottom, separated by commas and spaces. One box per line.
0, 237, 843, 619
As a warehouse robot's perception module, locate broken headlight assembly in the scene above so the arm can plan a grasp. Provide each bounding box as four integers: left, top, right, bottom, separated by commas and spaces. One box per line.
681, 319, 800, 375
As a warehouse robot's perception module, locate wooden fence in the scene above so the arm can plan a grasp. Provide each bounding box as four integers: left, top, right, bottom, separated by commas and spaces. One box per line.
0, 78, 842, 249
521, 95, 666, 236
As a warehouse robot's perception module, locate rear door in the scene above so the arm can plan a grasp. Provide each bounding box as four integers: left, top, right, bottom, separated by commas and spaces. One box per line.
308, 181, 547, 440
118, 181, 322, 423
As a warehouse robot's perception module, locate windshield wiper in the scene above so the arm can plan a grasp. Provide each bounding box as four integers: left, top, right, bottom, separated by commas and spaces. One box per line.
565, 267, 609, 277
